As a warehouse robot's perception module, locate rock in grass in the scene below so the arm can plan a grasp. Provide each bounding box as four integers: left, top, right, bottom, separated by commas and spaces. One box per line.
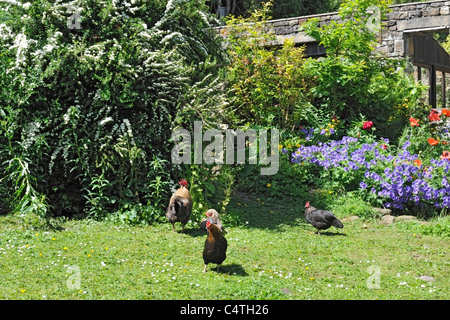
395, 215, 417, 222
342, 216, 359, 223
418, 275, 434, 282
380, 215, 396, 225
281, 288, 292, 295
374, 208, 392, 215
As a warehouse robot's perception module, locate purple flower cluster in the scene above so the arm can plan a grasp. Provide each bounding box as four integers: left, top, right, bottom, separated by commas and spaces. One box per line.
300, 127, 314, 140
291, 136, 390, 171
367, 158, 450, 209
291, 136, 359, 169
291, 136, 450, 209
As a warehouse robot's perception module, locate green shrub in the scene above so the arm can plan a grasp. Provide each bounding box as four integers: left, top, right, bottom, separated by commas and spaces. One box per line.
178, 163, 235, 223
0, 0, 226, 222
224, 1, 312, 129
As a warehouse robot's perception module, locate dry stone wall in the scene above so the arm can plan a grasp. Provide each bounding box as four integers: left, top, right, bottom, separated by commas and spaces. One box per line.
241, 0, 450, 58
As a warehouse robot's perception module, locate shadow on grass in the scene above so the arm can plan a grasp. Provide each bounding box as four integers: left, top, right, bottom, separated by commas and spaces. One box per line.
215, 263, 249, 276
300, 221, 347, 236
179, 191, 326, 233
224, 191, 307, 230
315, 231, 347, 236
184, 228, 207, 238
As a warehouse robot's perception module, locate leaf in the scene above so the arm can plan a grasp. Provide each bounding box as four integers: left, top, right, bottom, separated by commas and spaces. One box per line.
206, 183, 215, 194
124, 189, 134, 198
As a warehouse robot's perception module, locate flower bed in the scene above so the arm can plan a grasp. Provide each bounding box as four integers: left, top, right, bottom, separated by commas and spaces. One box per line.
288, 110, 450, 213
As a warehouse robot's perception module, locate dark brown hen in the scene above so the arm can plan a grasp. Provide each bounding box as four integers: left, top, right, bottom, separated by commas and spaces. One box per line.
203, 219, 227, 272
304, 201, 343, 234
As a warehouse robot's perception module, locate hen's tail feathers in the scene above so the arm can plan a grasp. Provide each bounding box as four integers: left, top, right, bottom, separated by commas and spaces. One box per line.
332, 218, 344, 229
174, 196, 189, 214
167, 196, 189, 219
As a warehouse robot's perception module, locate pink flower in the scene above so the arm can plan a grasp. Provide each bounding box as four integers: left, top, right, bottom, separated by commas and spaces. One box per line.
363, 121, 373, 130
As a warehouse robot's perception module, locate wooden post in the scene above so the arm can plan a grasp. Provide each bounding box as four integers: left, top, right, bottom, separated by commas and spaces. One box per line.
442, 71, 446, 109
430, 65, 436, 108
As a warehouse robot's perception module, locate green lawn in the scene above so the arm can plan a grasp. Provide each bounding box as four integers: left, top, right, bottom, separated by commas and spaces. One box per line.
0, 195, 448, 300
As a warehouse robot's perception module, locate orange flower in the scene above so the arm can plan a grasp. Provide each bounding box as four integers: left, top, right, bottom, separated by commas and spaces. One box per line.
413, 159, 422, 167
428, 138, 439, 146
409, 117, 420, 127
441, 109, 450, 117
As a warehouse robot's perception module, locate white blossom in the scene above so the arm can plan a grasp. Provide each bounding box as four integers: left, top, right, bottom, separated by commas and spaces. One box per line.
100, 117, 113, 126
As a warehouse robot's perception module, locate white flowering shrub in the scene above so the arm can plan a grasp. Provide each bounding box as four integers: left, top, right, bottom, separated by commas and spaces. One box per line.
0, 0, 226, 221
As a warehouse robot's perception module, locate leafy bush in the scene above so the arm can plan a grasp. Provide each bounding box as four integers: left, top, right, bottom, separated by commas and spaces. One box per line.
418, 219, 450, 238
0, 0, 225, 222
235, 155, 308, 201
233, 128, 309, 202
178, 163, 235, 223
224, 1, 312, 129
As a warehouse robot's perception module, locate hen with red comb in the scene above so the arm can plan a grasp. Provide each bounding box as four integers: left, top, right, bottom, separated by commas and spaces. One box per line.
178, 178, 188, 187
203, 219, 227, 272
166, 178, 192, 232
304, 202, 343, 234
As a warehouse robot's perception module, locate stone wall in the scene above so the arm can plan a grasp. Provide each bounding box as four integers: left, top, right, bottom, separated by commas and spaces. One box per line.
234, 0, 450, 58
379, 1, 450, 57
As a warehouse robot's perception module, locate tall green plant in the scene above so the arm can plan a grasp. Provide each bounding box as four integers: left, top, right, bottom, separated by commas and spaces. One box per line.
224, 1, 312, 129
1, 157, 49, 219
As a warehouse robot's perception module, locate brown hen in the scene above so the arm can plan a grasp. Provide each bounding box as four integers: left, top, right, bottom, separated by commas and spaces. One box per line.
166, 179, 192, 232
203, 219, 227, 272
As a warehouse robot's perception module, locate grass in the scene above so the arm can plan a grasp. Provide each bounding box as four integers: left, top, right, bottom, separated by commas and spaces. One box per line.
0, 194, 449, 300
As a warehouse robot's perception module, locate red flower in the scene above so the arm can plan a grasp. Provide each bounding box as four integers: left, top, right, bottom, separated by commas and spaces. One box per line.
381, 144, 388, 150
428, 138, 439, 146
413, 159, 422, 167
428, 110, 441, 122
442, 109, 450, 117
363, 121, 373, 130
409, 117, 420, 127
